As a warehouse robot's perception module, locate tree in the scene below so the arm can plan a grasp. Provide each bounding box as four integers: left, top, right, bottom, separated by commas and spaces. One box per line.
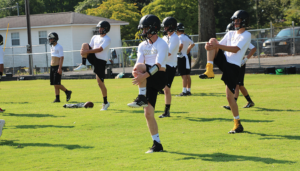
86, 0, 141, 40
124, 0, 152, 11
193, 0, 216, 69
74, 0, 104, 14
141, 0, 198, 35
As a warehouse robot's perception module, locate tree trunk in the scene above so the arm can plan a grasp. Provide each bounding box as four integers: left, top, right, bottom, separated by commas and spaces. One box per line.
192, 0, 216, 69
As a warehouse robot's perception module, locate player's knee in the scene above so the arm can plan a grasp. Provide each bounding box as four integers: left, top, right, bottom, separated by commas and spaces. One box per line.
209, 38, 218, 44
134, 63, 146, 72
81, 43, 89, 50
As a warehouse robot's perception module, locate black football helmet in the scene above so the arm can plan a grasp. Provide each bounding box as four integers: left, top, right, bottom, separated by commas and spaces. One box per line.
226, 23, 235, 32
0, 34, 3, 45
176, 23, 184, 32
97, 21, 111, 34
138, 14, 161, 40
231, 10, 249, 30
48, 32, 59, 45
161, 17, 177, 35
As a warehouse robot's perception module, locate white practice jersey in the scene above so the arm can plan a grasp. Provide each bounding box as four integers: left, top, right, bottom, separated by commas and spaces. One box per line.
50, 43, 64, 57
89, 35, 111, 61
136, 37, 168, 68
249, 43, 255, 50
178, 34, 194, 69
0, 45, 3, 64
162, 32, 179, 67
219, 30, 251, 67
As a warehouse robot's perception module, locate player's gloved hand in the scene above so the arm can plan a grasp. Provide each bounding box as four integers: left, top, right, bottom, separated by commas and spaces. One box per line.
241, 57, 248, 66
177, 52, 183, 58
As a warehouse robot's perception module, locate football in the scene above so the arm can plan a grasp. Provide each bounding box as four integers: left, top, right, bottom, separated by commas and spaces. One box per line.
84, 101, 94, 108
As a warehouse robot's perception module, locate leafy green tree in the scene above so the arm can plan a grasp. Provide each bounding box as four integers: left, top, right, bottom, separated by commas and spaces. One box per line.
124, 0, 153, 11
74, 0, 104, 14
283, 0, 300, 26
86, 0, 141, 40
141, 0, 198, 35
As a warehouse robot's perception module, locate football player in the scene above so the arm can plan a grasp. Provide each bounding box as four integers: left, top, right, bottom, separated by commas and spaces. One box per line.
223, 23, 255, 110
158, 17, 179, 118
48, 32, 72, 103
176, 23, 195, 96
74, 21, 111, 111
199, 10, 251, 134
127, 14, 168, 153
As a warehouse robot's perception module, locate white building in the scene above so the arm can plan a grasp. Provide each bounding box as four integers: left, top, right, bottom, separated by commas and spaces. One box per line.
0, 12, 129, 69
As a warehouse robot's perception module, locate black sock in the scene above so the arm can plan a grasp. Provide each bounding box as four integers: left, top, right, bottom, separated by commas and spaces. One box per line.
82, 58, 86, 65
103, 96, 108, 104
56, 95, 60, 100
165, 104, 170, 112
235, 98, 238, 102
245, 95, 252, 102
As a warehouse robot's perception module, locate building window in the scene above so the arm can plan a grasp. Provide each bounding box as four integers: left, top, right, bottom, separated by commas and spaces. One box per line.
39, 31, 47, 44
11, 32, 20, 46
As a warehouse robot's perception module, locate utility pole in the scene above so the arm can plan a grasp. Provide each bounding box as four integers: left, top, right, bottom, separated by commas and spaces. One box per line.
256, 0, 259, 29
16, 3, 19, 16
25, 0, 33, 75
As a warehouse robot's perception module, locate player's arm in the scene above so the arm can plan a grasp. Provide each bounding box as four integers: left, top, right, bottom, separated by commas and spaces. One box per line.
241, 43, 256, 66
216, 44, 240, 53
247, 47, 256, 59
187, 43, 195, 54
58, 56, 64, 75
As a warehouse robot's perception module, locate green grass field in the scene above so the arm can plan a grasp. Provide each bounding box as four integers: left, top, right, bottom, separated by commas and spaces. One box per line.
0, 74, 300, 170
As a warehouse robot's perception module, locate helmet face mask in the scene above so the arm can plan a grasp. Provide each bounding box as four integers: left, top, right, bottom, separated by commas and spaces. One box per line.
230, 10, 249, 30
138, 14, 161, 41
161, 17, 177, 35
47, 32, 59, 45
226, 23, 235, 32
96, 21, 110, 35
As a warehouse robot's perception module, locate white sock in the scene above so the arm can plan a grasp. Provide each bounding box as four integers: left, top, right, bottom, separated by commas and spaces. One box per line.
151, 133, 160, 143
139, 87, 146, 95
234, 115, 240, 119
208, 61, 213, 65
187, 88, 191, 92
182, 87, 187, 93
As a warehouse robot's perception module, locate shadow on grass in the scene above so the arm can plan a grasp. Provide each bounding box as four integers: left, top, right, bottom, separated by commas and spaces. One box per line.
255, 107, 300, 112
2, 113, 65, 118
1, 102, 31, 104
183, 92, 226, 97
14, 125, 75, 129
169, 152, 295, 164
244, 131, 300, 140
0, 140, 93, 150
176, 116, 273, 123
109, 109, 188, 114
66, 101, 114, 104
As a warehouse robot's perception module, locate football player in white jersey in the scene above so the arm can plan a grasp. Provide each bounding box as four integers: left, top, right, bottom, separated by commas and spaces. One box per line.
0, 34, 5, 112
158, 17, 179, 118
75, 21, 111, 111
127, 14, 168, 153
176, 23, 195, 96
223, 23, 255, 110
199, 10, 252, 134
48, 32, 72, 103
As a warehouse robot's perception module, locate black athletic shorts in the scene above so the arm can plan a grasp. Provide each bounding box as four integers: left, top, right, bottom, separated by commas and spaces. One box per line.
214, 49, 240, 94
166, 65, 177, 88
146, 64, 167, 108
87, 45, 107, 82
177, 56, 191, 75
237, 64, 246, 86
50, 65, 61, 85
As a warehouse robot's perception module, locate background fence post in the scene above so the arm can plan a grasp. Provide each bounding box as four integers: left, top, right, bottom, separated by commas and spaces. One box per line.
45, 42, 48, 72
270, 22, 274, 56
292, 21, 295, 55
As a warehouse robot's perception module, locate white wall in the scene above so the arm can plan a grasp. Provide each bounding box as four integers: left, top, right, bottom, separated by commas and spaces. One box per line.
1, 24, 123, 68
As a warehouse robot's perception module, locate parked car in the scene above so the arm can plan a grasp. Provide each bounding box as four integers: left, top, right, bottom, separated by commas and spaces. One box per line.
262, 27, 300, 55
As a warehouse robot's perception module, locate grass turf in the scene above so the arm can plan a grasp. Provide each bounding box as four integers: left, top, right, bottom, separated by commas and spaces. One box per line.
0, 74, 300, 170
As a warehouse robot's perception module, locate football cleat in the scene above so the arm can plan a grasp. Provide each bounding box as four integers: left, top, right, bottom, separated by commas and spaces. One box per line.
66, 91, 72, 102
127, 95, 148, 108
186, 91, 192, 96
243, 101, 255, 108
53, 99, 60, 103
74, 64, 87, 71
199, 63, 214, 79
176, 92, 188, 96
159, 111, 170, 118
0, 108, 5, 113
223, 105, 231, 110
0, 119, 5, 137
100, 102, 110, 111
228, 119, 244, 134
145, 140, 163, 153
